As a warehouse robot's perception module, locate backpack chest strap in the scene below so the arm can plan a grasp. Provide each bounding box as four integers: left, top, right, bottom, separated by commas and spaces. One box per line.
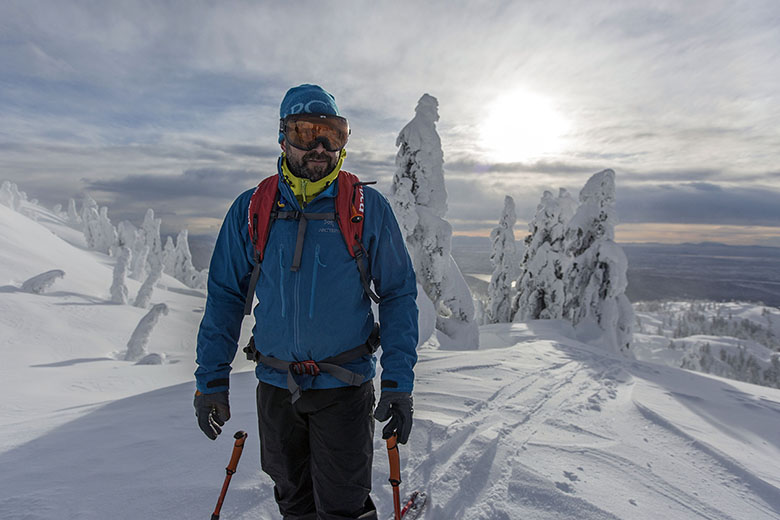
275, 210, 336, 271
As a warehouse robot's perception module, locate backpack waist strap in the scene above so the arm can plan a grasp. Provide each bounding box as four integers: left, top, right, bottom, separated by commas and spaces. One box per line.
243, 323, 380, 403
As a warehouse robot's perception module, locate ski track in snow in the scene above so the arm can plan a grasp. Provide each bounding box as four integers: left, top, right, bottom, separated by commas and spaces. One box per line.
403, 340, 780, 520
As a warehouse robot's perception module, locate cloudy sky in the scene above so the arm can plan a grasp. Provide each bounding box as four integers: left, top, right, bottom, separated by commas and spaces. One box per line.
2, 0, 779, 245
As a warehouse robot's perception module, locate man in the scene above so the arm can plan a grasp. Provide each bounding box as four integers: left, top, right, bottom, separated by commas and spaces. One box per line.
194, 84, 418, 520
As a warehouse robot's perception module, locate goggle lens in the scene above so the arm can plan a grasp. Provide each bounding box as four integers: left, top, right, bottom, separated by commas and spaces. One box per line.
281, 114, 350, 152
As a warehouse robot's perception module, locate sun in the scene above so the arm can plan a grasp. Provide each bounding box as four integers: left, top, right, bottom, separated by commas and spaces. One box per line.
480, 90, 571, 163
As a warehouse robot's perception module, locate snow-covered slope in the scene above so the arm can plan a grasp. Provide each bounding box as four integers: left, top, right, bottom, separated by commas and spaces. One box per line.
1, 203, 779, 519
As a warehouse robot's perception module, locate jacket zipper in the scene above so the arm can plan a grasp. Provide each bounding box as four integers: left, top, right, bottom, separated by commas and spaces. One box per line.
278, 244, 287, 318
310, 244, 327, 319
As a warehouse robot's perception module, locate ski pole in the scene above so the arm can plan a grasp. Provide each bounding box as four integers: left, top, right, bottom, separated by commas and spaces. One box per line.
386, 433, 402, 520
211, 430, 248, 520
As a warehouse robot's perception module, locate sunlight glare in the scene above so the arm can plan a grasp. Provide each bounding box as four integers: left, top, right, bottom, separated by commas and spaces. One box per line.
480, 90, 571, 163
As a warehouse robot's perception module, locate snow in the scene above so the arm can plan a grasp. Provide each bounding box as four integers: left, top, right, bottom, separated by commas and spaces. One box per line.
2, 200, 780, 519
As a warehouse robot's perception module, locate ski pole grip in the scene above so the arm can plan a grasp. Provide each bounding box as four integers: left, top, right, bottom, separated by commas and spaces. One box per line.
226, 430, 248, 474
386, 434, 401, 486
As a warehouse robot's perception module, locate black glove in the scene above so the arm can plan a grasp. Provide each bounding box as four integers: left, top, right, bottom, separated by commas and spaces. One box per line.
194, 390, 230, 440
374, 391, 413, 444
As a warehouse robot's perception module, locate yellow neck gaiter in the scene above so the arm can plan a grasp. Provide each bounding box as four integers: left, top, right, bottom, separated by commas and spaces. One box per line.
281, 149, 346, 207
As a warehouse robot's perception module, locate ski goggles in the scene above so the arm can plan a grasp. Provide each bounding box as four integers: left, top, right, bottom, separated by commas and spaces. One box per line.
280, 113, 350, 152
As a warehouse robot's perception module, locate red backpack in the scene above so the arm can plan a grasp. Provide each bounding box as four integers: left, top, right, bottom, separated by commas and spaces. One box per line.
242, 170, 381, 315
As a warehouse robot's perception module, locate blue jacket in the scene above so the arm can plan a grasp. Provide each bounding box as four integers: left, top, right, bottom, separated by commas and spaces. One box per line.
195, 165, 418, 395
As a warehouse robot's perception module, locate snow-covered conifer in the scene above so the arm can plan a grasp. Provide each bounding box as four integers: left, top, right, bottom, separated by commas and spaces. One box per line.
0, 181, 25, 211
130, 243, 149, 281
67, 198, 81, 225
110, 247, 131, 304
140, 209, 163, 273
513, 188, 576, 322
162, 236, 176, 275
563, 170, 634, 355
81, 197, 101, 250
116, 221, 137, 249
124, 303, 169, 361
0, 181, 14, 209
21, 269, 65, 294
95, 207, 117, 254
170, 229, 207, 289
391, 94, 478, 348
172, 230, 194, 281
134, 256, 163, 308
486, 196, 518, 324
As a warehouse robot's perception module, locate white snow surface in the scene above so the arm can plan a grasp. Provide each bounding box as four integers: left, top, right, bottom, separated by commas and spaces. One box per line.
1, 203, 780, 519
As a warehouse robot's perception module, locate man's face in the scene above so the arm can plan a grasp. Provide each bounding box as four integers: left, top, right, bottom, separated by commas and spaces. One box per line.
282, 140, 340, 181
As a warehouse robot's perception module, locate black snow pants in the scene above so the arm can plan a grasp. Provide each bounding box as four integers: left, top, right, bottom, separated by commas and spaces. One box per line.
256, 380, 378, 520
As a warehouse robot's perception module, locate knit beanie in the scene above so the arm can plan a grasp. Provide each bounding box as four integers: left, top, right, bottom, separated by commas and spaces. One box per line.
279, 84, 340, 143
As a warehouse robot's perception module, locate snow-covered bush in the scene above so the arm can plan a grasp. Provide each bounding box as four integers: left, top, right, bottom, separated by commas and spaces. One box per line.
486, 196, 518, 324
134, 258, 163, 309
110, 247, 131, 304
391, 94, 478, 348
20, 269, 65, 294
124, 303, 169, 362
563, 170, 634, 356
513, 189, 576, 322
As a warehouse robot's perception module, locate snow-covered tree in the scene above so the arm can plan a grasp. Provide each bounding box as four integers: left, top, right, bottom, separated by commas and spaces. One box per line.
681, 342, 779, 389
0, 181, 14, 209
96, 207, 117, 254
391, 94, 478, 348
81, 196, 101, 250
21, 269, 65, 294
486, 196, 518, 324
124, 303, 169, 361
67, 198, 81, 225
134, 257, 163, 309
513, 188, 576, 322
110, 247, 131, 304
130, 244, 149, 281
140, 209, 163, 273
1, 181, 26, 212
563, 170, 634, 356
116, 221, 137, 249
170, 229, 207, 289
162, 236, 176, 275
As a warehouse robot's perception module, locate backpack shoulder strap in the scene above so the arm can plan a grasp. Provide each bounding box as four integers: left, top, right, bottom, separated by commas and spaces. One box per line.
247, 174, 281, 261
335, 170, 381, 304
244, 175, 279, 315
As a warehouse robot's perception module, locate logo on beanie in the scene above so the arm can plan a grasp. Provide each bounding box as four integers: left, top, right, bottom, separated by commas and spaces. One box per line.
287, 100, 334, 116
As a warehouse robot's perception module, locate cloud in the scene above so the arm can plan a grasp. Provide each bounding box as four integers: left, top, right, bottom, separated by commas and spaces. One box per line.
616, 184, 780, 226
3, 1, 780, 243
